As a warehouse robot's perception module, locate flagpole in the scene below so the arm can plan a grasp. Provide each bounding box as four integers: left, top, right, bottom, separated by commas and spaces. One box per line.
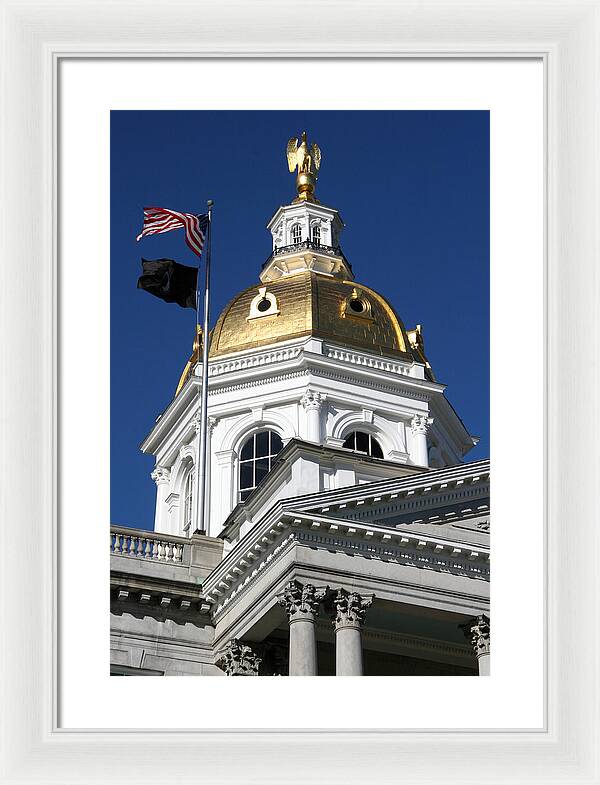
194, 200, 213, 535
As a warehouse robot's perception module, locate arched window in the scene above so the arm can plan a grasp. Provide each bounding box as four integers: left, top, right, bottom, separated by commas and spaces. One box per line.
312, 224, 321, 246
291, 224, 302, 245
342, 431, 384, 459
182, 469, 194, 533
238, 430, 284, 501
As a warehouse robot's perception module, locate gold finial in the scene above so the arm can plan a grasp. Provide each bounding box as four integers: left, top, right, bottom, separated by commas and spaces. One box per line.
286, 131, 322, 202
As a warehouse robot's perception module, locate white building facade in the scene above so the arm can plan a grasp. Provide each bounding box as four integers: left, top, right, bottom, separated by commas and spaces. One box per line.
110, 135, 489, 677
142, 195, 476, 540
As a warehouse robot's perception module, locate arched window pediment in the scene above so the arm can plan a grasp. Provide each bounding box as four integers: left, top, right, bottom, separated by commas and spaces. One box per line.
342, 431, 384, 459
238, 429, 284, 501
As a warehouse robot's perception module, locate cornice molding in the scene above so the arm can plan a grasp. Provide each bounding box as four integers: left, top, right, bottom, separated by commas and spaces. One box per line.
323, 345, 417, 378
293, 460, 490, 517
208, 369, 309, 397
110, 579, 212, 617
141, 339, 465, 455
203, 512, 490, 619
208, 345, 302, 378
333, 483, 490, 527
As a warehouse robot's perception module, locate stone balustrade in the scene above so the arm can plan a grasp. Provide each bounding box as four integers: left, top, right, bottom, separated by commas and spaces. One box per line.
110, 525, 189, 564
324, 346, 413, 376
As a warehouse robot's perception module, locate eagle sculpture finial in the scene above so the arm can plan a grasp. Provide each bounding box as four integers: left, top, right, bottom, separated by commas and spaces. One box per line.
286, 131, 322, 202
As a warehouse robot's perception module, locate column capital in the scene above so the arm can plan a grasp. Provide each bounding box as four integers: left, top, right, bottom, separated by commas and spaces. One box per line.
192, 409, 202, 435
410, 413, 433, 435
459, 613, 490, 658
333, 588, 374, 631
300, 389, 323, 412
150, 465, 171, 486
216, 639, 261, 676
277, 580, 328, 622
193, 412, 217, 435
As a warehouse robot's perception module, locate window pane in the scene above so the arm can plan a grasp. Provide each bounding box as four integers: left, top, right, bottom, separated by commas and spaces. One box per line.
254, 458, 270, 486
342, 433, 355, 450
270, 432, 283, 455
355, 431, 369, 453
239, 488, 252, 502
240, 463, 254, 490
255, 431, 270, 458
240, 435, 254, 461
370, 437, 384, 459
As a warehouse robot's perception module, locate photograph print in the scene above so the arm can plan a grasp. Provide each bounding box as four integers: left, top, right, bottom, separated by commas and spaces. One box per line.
110, 110, 490, 677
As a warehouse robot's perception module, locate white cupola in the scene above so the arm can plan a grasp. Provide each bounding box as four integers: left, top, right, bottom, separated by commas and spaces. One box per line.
262, 201, 350, 282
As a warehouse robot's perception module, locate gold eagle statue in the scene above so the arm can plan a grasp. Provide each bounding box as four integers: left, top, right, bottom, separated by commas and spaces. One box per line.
286, 131, 322, 201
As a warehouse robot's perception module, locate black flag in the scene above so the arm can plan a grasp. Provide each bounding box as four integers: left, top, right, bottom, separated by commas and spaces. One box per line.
137, 258, 198, 309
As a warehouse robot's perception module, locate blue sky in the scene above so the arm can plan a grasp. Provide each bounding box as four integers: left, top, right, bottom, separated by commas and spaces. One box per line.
111, 110, 489, 530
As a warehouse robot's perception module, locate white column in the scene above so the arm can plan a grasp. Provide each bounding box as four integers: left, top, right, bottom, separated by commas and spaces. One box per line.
460, 614, 490, 676
205, 417, 216, 533
301, 390, 323, 443
333, 589, 373, 676
213, 448, 237, 530
278, 580, 328, 676
410, 414, 433, 467
151, 466, 171, 534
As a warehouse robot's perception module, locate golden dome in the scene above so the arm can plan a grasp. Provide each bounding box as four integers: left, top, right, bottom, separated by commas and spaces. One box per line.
176, 271, 413, 394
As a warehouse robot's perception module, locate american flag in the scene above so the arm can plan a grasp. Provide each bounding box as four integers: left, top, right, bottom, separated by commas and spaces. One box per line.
136, 207, 209, 257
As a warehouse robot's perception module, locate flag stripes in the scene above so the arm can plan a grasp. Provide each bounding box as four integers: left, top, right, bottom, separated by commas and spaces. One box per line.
136, 207, 209, 257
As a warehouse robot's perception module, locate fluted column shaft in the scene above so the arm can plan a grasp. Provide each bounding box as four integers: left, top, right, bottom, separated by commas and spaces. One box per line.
278, 580, 328, 676
410, 414, 433, 467
333, 589, 373, 676
301, 391, 323, 444
289, 615, 318, 676
151, 466, 171, 534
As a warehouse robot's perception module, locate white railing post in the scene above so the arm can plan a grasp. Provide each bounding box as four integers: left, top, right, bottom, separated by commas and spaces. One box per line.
110, 526, 188, 565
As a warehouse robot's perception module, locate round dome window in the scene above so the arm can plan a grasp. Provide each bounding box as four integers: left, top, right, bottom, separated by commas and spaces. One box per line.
248, 287, 280, 320
344, 289, 372, 320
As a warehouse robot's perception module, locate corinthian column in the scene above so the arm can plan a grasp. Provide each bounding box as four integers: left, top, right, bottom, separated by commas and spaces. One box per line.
300, 390, 323, 443
216, 639, 261, 676
277, 580, 328, 676
410, 414, 433, 467
151, 466, 171, 534
333, 589, 373, 676
460, 614, 490, 675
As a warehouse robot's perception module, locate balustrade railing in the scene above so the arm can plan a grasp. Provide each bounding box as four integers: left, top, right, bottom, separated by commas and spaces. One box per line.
110, 526, 189, 564
263, 241, 352, 272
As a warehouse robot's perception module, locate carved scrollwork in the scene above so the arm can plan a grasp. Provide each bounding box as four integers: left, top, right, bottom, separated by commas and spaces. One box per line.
150, 466, 171, 486
300, 390, 322, 411
332, 588, 374, 630
216, 639, 261, 676
410, 413, 433, 435
459, 613, 490, 658
277, 580, 328, 621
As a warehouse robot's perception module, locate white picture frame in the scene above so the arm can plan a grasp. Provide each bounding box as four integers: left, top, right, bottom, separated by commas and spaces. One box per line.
1, 1, 598, 782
